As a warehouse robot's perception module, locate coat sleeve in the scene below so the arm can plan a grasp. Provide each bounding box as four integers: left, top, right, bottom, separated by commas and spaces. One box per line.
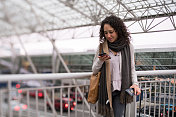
130, 43, 139, 85
92, 45, 104, 75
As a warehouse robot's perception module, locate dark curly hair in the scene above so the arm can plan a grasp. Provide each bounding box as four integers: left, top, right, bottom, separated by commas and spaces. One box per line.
99, 15, 131, 44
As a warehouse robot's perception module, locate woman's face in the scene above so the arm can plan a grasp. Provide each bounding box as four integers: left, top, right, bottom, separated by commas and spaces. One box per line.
104, 24, 118, 43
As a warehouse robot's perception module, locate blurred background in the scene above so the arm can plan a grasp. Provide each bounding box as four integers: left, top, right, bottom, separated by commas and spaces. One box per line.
0, 0, 175, 75
0, 0, 176, 117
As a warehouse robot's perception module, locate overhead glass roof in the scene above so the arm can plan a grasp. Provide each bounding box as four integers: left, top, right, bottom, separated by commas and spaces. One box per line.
0, 0, 176, 37
0, 0, 176, 74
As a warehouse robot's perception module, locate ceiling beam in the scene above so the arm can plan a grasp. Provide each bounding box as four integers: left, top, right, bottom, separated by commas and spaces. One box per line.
92, 0, 113, 15
59, 0, 98, 24
116, 0, 138, 20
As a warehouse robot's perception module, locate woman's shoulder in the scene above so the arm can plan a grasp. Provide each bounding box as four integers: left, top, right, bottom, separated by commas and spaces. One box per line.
129, 42, 135, 51
129, 42, 134, 47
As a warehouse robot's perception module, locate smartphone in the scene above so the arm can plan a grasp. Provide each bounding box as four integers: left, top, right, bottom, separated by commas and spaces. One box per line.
99, 53, 107, 56
125, 88, 135, 96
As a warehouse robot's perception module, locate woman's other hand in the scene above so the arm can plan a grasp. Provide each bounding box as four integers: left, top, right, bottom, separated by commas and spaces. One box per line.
130, 84, 141, 95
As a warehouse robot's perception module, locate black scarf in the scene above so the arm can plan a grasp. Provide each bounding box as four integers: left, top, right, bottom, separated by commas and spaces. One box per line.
98, 63, 113, 116
98, 39, 133, 117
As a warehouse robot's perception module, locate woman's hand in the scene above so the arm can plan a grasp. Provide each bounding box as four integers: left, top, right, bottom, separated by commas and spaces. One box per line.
130, 84, 141, 95
98, 54, 111, 61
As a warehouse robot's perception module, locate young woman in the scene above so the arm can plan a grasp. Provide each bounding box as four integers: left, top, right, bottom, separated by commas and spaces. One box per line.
92, 15, 141, 117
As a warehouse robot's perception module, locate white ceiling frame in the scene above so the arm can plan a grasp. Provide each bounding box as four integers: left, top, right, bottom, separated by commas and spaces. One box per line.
0, 0, 175, 38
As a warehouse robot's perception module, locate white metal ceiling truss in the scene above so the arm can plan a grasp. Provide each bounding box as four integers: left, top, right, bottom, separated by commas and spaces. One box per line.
0, 0, 175, 37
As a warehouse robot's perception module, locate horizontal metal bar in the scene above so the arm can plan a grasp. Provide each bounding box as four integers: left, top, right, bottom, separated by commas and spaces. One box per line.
136, 69, 176, 76
0, 70, 176, 82
0, 72, 92, 82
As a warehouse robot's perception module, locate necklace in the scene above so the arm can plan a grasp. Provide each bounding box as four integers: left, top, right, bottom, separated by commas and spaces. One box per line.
110, 49, 117, 56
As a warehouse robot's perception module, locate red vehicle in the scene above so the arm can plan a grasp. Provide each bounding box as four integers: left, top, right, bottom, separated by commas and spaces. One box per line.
29, 90, 44, 98
70, 92, 83, 103
47, 97, 76, 112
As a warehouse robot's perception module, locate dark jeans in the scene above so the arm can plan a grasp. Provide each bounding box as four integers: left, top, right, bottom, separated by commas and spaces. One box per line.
112, 90, 125, 117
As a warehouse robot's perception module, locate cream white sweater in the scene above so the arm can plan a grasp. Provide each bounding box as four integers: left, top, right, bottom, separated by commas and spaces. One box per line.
92, 43, 138, 86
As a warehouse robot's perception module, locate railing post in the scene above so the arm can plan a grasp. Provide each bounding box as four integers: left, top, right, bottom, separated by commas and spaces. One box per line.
129, 96, 136, 117
8, 80, 12, 117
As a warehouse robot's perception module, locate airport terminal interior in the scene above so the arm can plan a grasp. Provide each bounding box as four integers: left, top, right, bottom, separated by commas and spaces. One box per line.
0, 0, 176, 117
0, 51, 176, 74
0, 0, 175, 75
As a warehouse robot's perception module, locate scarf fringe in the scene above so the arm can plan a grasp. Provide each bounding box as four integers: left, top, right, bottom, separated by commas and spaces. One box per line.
120, 91, 133, 104
98, 103, 114, 117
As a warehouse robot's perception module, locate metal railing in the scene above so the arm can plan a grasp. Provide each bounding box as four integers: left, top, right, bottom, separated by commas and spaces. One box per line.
0, 70, 175, 117
135, 70, 176, 117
